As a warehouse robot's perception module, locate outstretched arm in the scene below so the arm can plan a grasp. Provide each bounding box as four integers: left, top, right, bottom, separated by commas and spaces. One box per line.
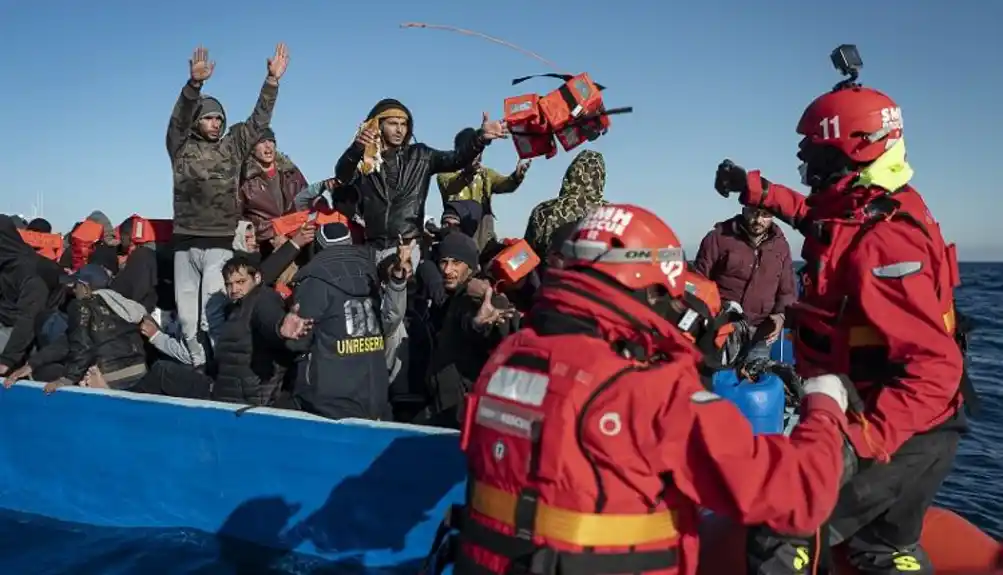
227, 43, 288, 159
166, 46, 214, 159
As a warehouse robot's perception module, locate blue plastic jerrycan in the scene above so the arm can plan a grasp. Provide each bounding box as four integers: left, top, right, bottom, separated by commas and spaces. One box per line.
770, 328, 794, 363
711, 369, 786, 435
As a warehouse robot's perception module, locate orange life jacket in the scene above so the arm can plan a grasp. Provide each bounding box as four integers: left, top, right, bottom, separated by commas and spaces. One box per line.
270, 209, 350, 238
681, 271, 736, 351
70, 219, 106, 271
18, 229, 64, 261
504, 73, 631, 158
116, 215, 171, 267
488, 238, 540, 291
503, 94, 558, 160
444, 332, 682, 575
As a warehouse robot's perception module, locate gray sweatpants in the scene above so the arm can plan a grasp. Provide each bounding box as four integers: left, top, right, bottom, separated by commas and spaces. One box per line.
173, 247, 232, 367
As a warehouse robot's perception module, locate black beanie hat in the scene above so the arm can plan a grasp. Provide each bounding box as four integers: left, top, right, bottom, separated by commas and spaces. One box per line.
437, 232, 479, 271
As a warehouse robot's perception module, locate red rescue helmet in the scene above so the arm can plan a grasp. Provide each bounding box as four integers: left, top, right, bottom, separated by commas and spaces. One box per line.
561, 204, 687, 299
796, 86, 903, 164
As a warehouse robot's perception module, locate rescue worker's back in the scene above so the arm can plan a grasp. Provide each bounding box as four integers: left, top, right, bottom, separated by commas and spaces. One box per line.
437, 203, 855, 575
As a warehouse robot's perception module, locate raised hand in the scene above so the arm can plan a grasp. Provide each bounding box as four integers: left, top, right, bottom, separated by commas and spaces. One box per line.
267, 42, 290, 81
480, 112, 509, 141
189, 46, 215, 84
515, 159, 532, 179
355, 125, 379, 148
391, 238, 418, 280
714, 159, 749, 199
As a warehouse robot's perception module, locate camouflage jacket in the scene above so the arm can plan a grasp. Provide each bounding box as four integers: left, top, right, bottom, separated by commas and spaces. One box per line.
523, 150, 607, 256
167, 80, 278, 237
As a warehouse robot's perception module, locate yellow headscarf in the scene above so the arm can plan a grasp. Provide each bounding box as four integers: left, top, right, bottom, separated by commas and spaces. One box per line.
356, 108, 410, 175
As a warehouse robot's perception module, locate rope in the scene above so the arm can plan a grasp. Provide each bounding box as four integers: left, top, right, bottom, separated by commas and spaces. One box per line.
399, 22, 565, 74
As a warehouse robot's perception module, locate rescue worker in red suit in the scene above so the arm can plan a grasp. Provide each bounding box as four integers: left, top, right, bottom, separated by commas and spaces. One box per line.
433, 203, 859, 575
714, 65, 968, 574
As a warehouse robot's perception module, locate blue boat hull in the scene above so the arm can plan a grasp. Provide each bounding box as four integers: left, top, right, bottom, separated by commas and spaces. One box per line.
0, 382, 466, 570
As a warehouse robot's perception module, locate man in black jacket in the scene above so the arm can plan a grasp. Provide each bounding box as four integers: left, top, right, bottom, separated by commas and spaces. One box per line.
419, 232, 517, 428
333, 99, 509, 250
44, 264, 149, 392
210, 253, 312, 405
0, 215, 63, 377
288, 223, 409, 420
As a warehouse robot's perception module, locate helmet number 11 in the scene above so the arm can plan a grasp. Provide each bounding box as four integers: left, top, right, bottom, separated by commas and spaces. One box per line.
819, 116, 841, 139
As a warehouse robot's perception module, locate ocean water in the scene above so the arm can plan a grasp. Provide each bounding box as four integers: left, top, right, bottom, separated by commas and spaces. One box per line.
0, 263, 1000, 574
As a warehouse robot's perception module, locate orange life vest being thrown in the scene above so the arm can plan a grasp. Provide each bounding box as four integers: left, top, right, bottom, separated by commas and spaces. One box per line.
503, 73, 633, 159
18, 229, 64, 261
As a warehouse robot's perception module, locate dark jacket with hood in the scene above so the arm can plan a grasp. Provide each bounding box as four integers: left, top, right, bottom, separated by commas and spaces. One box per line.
423, 280, 517, 426
288, 244, 390, 420
692, 215, 796, 325
0, 215, 63, 368
109, 214, 160, 314
334, 98, 486, 248
238, 147, 309, 241
210, 286, 292, 406
167, 80, 278, 238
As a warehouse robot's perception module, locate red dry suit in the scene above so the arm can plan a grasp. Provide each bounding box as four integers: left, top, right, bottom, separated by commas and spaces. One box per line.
452, 269, 849, 575
739, 172, 964, 460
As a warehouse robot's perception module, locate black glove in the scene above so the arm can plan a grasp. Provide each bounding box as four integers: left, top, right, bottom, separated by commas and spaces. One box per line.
714, 159, 749, 198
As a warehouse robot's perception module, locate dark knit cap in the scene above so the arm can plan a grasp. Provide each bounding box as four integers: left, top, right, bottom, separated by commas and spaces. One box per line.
437, 232, 479, 271
316, 222, 352, 249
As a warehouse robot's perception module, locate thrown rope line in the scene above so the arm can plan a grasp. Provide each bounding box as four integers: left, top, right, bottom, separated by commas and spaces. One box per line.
399, 22, 566, 74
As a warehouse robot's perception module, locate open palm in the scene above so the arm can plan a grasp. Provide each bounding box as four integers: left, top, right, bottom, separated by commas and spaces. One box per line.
189, 45, 215, 83
267, 43, 289, 80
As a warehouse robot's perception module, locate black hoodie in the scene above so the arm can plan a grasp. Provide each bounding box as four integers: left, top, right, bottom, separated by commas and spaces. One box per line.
287, 244, 390, 420
0, 215, 63, 367
333, 98, 487, 248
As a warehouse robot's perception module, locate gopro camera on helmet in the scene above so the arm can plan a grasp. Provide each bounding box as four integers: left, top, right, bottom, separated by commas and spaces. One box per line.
830, 44, 863, 91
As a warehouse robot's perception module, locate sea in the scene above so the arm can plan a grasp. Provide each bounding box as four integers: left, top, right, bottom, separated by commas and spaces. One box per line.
0, 262, 1000, 574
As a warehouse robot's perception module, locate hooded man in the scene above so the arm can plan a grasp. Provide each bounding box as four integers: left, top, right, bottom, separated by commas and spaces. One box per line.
524, 149, 608, 258
0, 215, 64, 376
238, 126, 309, 244
165, 44, 288, 368
286, 223, 410, 420
333, 99, 509, 251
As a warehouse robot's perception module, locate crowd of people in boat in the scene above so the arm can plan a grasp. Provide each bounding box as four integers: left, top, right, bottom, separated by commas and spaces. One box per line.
0, 43, 797, 425
0, 42, 983, 574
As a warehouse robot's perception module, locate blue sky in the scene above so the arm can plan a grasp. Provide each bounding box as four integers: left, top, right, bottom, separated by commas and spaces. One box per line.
1, 0, 1000, 260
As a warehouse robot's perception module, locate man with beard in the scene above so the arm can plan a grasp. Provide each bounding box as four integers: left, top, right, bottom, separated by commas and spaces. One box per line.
692, 205, 795, 362
333, 100, 509, 252
166, 43, 289, 368
418, 232, 517, 428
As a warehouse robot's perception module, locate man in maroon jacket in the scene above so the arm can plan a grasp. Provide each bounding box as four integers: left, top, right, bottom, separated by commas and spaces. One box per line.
692, 206, 796, 361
